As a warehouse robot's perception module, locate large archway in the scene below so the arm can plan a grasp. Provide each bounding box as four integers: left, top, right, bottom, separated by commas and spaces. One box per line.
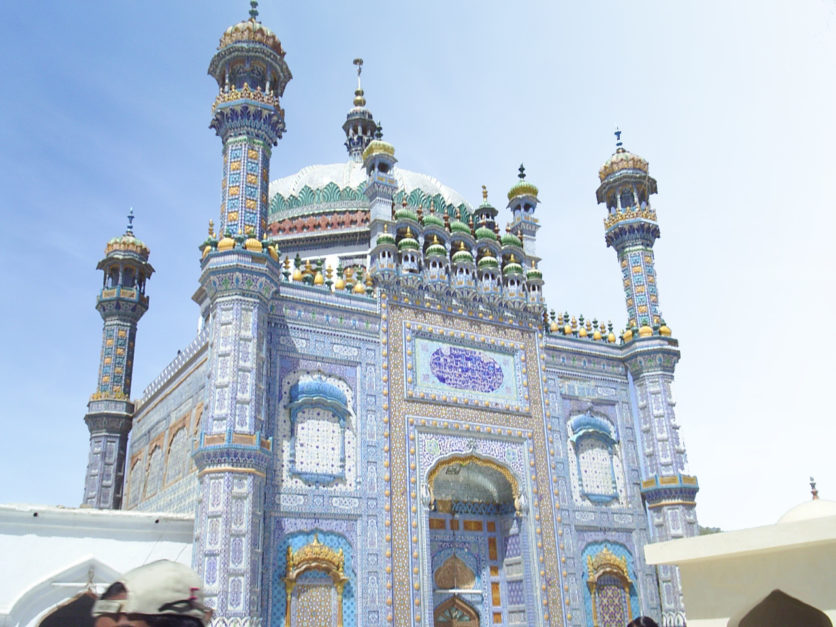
731, 589, 832, 627
426, 455, 528, 626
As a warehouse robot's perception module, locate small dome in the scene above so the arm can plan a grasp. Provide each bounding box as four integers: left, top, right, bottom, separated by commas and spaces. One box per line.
526, 266, 542, 281
219, 18, 285, 58
452, 247, 474, 264
778, 498, 836, 523
503, 258, 523, 276
507, 179, 539, 202
394, 203, 419, 223
477, 252, 499, 270
598, 147, 649, 182
638, 325, 653, 338
398, 229, 420, 251
217, 236, 236, 251
362, 139, 395, 163
501, 231, 523, 248
449, 217, 471, 235
425, 236, 447, 258
422, 211, 444, 229
475, 224, 497, 241
375, 229, 396, 247
106, 233, 149, 257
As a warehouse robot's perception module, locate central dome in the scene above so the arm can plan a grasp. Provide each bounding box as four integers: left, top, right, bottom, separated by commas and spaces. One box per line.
267, 160, 471, 238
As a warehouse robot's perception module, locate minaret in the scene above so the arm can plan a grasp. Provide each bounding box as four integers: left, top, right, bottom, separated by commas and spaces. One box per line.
208, 0, 291, 238
193, 2, 288, 621
83, 210, 153, 509
507, 164, 541, 266
343, 58, 378, 161
596, 130, 661, 334
597, 132, 697, 626
363, 124, 398, 242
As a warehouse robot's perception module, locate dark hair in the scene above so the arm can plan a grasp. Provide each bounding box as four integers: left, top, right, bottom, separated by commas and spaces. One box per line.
100, 582, 127, 600
627, 618, 660, 627
146, 618, 204, 627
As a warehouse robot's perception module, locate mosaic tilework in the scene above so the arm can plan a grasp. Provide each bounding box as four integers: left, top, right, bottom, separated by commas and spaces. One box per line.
618, 248, 660, 329
385, 301, 563, 626
406, 326, 528, 411
291, 581, 334, 626
580, 542, 639, 625
222, 138, 272, 238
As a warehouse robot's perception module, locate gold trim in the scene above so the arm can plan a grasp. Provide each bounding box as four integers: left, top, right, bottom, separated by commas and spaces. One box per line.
284, 535, 347, 627
426, 454, 520, 511
197, 466, 266, 478
587, 547, 633, 626
646, 500, 696, 509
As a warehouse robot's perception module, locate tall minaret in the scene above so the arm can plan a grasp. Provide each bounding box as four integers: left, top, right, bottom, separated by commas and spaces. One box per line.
597, 132, 698, 626
343, 58, 377, 161
83, 210, 153, 509
193, 2, 288, 622
208, 0, 291, 238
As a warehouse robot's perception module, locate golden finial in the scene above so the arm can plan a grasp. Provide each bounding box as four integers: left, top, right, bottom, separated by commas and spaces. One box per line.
482, 185, 488, 202
283, 256, 291, 270
458, 241, 467, 251
430, 200, 436, 214
208, 219, 214, 237
402, 196, 408, 209
383, 223, 389, 233
326, 265, 334, 280
432, 234, 439, 244
509, 253, 516, 262
405, 226, 414, 238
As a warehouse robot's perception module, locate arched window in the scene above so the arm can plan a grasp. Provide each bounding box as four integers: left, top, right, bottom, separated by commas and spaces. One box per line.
586, 547, 633, 627
568, 413, 623, 505
288, 377, 351, 485
283, 535, 349, 627
434, 595, 479, 626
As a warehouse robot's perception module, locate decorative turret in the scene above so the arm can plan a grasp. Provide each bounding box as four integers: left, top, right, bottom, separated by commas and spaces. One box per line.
507, 165, 541, 262
423, 234, 449, 290
343, 59, 378, 161
83, 210, 154, 509
208, 0, 291, 239
370, 223, 398, 283
472, 185, 498, 232
364, 123, 398, 240
596, 130, 662, 335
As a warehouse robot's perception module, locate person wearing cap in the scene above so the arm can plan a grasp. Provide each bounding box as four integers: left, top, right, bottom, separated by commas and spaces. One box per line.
91, 560, 212, 627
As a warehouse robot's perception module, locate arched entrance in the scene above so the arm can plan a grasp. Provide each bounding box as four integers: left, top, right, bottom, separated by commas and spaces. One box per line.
732, 589, 831, 627
39, 590, 96, 627
283, 535, 349, 627
426, 455, 527, 626
586, 547, 634, 627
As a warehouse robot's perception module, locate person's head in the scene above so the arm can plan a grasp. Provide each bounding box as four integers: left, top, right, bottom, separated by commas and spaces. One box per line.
627, 618, 660, 627
91, 560, 212, 627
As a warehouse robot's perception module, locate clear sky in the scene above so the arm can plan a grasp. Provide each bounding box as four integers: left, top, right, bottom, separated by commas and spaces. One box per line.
1, 1, 834, 531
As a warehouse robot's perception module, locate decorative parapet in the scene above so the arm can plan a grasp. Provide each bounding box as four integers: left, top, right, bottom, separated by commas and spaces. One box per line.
212, 83, 282, 111
604, 207, 657, 230
640, 474, 699, 508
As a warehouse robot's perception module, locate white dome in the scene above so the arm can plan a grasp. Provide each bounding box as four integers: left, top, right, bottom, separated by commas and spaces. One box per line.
268, 160, 471, 214
777, 498, 836, 523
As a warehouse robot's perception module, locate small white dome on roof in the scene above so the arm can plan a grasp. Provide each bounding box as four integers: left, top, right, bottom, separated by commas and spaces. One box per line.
777, 498, 836, 523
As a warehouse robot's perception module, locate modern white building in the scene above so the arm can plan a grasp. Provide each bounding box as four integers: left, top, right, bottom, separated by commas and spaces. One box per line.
645, 494, 836, 627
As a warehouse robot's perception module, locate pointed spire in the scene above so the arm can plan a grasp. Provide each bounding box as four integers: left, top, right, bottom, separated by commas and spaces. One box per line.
353, 58, 365, 106
518, 164, 526, 180
126, 208, 135, 234
811, 476, 819, 500
482, 185, 488, 203
615, 126, 623, 150
375, 123, 383, 139
249, 0, 259, 21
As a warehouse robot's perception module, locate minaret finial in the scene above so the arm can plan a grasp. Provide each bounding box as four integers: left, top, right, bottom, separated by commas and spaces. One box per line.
810, 476, 819, 500
481, 185, 488, 202
375, 123, 383, 139
518, 164, 526, 180
615, 126, 623, 149
126, 208, 135, 234
352, 58, 366, 107
249, 0, 259, 20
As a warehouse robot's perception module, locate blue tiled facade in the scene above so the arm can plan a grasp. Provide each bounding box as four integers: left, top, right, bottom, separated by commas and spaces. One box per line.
82, 7, 700, 627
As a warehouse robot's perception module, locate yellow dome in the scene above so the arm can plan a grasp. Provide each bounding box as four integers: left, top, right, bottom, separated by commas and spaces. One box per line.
593, 330, 602, 341
352, 280, 366, 294
218, 18, 285, 58
638, 325, 653, 338
313, 271, 324, 286
579, 327, 587, 338
292, 267, 303, 281
549, 321, 559, 333
362, 139, 396, 163
607, 332, 616, 343
598, 147, 649, 181
334, 277, 346, 291
245, 237, 262, 252
267, 245, 279, 261
217, 236, 235, 251
659, 324, 671, 337
622, 329, 633, 342
563, 324, 572, 335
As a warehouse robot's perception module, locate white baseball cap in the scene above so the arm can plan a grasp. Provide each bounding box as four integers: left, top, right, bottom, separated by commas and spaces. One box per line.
91, 560, 211, 625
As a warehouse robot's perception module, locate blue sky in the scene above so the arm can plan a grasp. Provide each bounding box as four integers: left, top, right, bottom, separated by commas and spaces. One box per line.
1, 1, 834, 531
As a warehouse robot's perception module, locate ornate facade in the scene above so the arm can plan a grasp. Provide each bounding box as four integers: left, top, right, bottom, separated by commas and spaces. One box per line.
82, 4, 699, 626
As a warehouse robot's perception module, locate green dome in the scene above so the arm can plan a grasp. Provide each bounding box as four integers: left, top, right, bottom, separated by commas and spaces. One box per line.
475, 225, 496, 241
426, 242, 447, 257
376, 230, 396, 247
452, 248, 474, 264
422, 212, 444, 229
526, 266, 543, 281
398, 231, 420, 251
450, 218, 471, 235
478, 253, 499, 270
501, 231, 523, 248
394, 204, 419, 223
503, 259, 523, 276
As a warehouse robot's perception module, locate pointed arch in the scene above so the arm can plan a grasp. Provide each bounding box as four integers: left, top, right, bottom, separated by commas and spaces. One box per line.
729, 589, 831, 627
434, 595, 479, 626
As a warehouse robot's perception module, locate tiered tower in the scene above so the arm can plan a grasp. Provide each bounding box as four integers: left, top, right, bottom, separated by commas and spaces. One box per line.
343, 58, 378, 161
82, 211, 153, 509
193, 2, 290, 623
597, 132, 698, 626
